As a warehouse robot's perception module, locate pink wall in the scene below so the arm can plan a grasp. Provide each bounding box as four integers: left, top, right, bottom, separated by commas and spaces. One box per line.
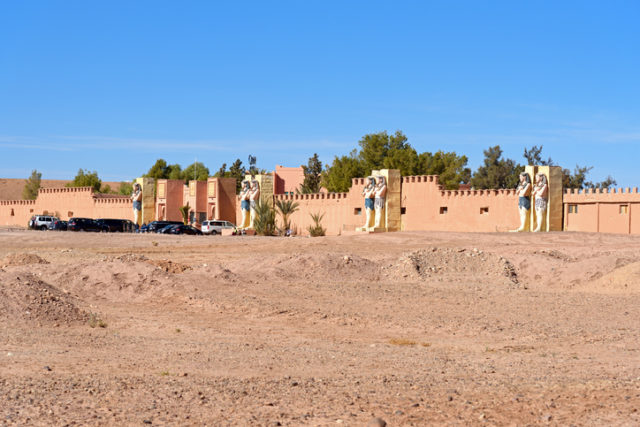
156, 179, 185, 222
563, 187, 640, 234
0, 187, 132, 227
274, 165, 304, 194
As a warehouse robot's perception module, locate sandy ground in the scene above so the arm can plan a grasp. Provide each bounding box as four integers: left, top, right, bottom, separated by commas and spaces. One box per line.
0, 229, 639, 426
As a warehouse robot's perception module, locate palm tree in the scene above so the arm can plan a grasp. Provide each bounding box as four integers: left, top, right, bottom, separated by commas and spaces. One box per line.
179, 203, 190, 225
253, 200, 276, 236
275, 199, 300, 233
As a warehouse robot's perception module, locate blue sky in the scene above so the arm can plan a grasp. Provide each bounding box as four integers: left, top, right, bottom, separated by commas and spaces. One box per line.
1, 1, 639, 186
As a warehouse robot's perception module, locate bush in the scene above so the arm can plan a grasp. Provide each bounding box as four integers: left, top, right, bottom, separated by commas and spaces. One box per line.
307, 212, 326, 237
253, 200, 276, 236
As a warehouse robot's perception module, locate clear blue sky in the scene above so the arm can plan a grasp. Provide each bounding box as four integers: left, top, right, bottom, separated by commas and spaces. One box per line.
1, 1, 638, 186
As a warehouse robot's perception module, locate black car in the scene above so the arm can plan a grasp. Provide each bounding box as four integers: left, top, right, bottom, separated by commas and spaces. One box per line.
146, 220, 184, 233
48, 219, 68, 231
68, 217, 109, 232
96, 218, 135, 233
159, 224, 203, 235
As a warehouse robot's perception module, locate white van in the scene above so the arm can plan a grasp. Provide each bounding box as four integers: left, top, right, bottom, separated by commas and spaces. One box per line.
201, 220, 235, 235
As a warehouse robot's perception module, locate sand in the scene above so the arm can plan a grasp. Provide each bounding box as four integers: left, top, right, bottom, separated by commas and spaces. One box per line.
0, 229, 639, 425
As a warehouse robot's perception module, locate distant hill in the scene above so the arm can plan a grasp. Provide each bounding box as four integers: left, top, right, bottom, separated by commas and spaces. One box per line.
0, 179, 124, 200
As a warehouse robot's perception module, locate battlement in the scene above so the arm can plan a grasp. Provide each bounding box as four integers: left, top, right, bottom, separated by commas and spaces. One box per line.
39, 186, 95, 194
274, 192, 349, 201
440, 188, 517, 197
94, 196, 130, 204
400, 175, 440, 184
0, 199, 36, 206
563, 187, 640, 202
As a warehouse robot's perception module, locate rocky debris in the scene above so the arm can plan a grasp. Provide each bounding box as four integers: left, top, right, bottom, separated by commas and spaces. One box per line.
149, 259, 191, 274
368, 417, 387, 427
114, 253, 149, 262
392, 247, 520, 286
0, 272, 88, 325
1, 252, 49, 267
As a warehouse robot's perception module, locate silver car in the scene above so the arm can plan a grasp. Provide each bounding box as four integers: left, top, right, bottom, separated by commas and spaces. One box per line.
201, 220, 235, 235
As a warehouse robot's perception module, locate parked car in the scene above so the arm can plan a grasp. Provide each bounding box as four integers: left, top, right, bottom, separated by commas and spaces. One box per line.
96, 218, 135, 233
28, 215, 59, 230
68, 217, 109, 232
146, 221, 184, 233
201, 220, 236, 235
159, 224, 203, 235
48, 219, 68, 231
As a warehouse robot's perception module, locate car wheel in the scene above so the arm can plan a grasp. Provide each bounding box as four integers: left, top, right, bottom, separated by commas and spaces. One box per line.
40, 225, 48, 231
211, 230, 217, 235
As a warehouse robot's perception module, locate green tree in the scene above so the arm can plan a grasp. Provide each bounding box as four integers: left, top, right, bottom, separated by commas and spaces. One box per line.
214, 159, 246, 193
275, 199, 300, 233
145, 159, 169, 179
22, 169, 42, 200
419, 151, 471, 189
119, 181, 134, 195
358, 130, 420, 176
300, 153, 323, 193
523, 145, 554, 166
167, 164, 183, 180
470, 146, 523, 189
182, 162, 209, 182
66, 169, 102, 192
322, 151, 366, 193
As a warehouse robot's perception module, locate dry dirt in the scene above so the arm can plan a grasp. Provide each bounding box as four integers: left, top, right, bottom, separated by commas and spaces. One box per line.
0, 229, 639, 426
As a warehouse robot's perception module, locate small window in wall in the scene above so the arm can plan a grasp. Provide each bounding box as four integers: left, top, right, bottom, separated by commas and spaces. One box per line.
354, 207, 362, 215
401, 207, 406, 215
568, 204, 578, 214
10, 209, 14, 216
620, 205, 629, 214
68, 211, 73, 217
480, 207, 489, 215
440, 207, 448, 214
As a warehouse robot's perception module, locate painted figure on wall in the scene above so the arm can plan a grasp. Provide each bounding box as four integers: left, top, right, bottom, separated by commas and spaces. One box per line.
249, 179, 260, 229
532, 173, 549, 232
362, 176, 376, 229
374, 175, 387, 229
131, 183, 142, 227
239, 180, 251, 228
513, 172, 532, 232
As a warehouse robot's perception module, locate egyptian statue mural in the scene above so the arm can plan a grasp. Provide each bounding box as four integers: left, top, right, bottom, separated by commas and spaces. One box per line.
374, 175, 387, 229
361, 176, 376, 229
239, 180, 251, 229
248, 179, 260, 229
532, 173, 549, 232
513, 172, 532, 232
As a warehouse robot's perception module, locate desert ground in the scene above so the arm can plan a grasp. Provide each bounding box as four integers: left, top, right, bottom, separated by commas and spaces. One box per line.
0, 229, 639, 426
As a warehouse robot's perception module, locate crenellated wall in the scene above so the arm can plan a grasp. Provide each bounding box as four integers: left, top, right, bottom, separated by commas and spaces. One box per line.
0, 187, 132, 227
563, 187, 640, 234
400, 175, 520, 232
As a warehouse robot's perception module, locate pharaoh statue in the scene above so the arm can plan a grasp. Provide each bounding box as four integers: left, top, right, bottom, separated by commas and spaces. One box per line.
361, 177, 376, 229
373, 175, 387, 229
249, 179, 260, 229
512, 172, 531, 232
239, 180, 251, 228
131, 183, 142, 227
532, 173, 549, 232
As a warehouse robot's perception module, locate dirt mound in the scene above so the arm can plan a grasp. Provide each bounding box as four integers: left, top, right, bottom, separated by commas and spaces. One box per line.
390, 247, 520, 286
583, 260, 640, 293
0, 272, 88, 325
244, 253, 379, 283
1, 252, 49, 267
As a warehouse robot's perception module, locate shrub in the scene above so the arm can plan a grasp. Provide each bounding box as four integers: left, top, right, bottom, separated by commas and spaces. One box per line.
275, 199, 300, 235
179, 203, 190, 225
307, 212, 326, 237
253, 200, 276, 236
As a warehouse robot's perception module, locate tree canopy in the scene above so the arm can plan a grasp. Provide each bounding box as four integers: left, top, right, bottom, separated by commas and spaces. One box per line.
322, 131, 470, 192
23, 169, 42, 200
66, 169, 103, 192
470, 146, 523, 189
300, 153, 323, 193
